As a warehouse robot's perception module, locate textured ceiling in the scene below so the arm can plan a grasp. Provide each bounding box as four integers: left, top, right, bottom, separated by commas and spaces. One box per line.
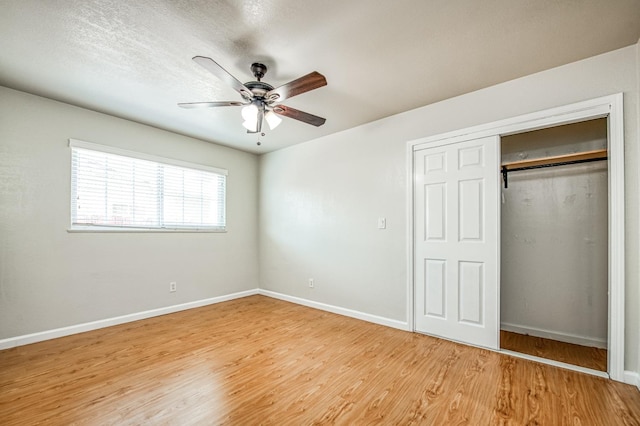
1, 0, 639, 153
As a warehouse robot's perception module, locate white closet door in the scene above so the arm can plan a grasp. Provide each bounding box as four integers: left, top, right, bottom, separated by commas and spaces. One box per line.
414, 136, 499, 349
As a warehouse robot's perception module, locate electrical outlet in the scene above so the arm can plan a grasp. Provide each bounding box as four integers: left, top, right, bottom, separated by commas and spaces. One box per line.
308, 278, 314, 288
169, 281, 177, 292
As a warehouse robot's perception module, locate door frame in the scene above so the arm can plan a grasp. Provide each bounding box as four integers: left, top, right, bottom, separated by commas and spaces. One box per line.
406, 93, 625, 381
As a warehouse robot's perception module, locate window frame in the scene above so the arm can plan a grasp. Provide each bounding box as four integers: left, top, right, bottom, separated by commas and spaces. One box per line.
68, 139, 227, 233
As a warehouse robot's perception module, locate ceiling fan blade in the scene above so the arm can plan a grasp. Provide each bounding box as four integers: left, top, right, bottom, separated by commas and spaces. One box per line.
273, 105, 326, 127
266, 71, 327, 102
192, 56, 253, 99
178, 101, 245, 109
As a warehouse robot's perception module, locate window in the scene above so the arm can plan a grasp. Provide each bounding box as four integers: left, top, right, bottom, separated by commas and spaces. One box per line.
69, 139, 226, 232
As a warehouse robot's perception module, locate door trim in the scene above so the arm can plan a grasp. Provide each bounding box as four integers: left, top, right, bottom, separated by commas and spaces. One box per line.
406, 93, 625, 382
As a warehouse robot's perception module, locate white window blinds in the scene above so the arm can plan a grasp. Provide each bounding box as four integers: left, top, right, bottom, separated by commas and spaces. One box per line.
70, 140, 226, 231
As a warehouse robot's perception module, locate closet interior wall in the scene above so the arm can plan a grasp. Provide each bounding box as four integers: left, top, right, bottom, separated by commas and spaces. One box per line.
500, 118, 608, 348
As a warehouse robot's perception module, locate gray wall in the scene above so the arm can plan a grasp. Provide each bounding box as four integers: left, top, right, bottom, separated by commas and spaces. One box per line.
0, 87, 259, 339
259, 44, 640, 372
1, 43, 638, 379
500, 120, 608, 346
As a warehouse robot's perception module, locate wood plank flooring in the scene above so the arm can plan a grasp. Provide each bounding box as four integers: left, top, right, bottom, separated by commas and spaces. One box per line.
501, 330, 608, 372
1, 295, 639, 425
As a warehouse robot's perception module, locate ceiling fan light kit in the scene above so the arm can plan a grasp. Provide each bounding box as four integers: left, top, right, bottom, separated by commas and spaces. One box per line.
240, 99, 282, 133
179, 57, 327, 139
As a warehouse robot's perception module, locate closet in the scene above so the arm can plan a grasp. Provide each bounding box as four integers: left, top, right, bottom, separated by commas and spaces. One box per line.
411, 94, 624, 380
499, 119, 608, 371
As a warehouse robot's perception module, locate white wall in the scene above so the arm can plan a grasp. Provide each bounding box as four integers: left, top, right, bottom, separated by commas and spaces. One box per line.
500, 120, 608, 347
0, 87, 259, 339
259, 44, 640, 372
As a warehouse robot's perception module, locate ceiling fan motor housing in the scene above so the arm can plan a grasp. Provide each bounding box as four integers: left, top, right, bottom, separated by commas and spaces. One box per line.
244, 81, 274, 99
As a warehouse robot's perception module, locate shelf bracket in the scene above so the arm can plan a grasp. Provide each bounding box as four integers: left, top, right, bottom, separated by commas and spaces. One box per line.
501, 166, 509, 189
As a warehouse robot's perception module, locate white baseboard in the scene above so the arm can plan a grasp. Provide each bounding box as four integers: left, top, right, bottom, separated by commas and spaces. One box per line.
501, 322, 607, 349
259, 289, 410, 331
624, 371, 640, 389
0, 289, 259, 350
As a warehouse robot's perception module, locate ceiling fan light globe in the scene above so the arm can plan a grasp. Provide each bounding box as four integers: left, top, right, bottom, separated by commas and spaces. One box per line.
242, 120, 258, 132
265, 111, 282, 130
241, 103, 259, 121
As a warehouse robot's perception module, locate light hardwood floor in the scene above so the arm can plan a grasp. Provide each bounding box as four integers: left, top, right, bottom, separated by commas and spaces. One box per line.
1, 295, 639, 425
501, 330, 608, 372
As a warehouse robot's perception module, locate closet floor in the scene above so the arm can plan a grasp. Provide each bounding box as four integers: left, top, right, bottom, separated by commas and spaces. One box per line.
500, 330, 607, 372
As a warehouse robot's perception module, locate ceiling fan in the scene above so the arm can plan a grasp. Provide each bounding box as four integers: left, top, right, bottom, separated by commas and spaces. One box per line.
179, 56, 327, 134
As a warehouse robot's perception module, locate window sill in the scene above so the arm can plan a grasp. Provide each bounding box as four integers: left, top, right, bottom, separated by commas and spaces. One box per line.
67, 227, 227, 233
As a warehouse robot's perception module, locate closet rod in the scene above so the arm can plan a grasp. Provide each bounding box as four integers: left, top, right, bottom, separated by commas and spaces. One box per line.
500, 149, 607, 188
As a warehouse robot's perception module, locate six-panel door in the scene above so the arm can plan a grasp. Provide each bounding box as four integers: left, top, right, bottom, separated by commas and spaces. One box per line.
414, 136, 500, 349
